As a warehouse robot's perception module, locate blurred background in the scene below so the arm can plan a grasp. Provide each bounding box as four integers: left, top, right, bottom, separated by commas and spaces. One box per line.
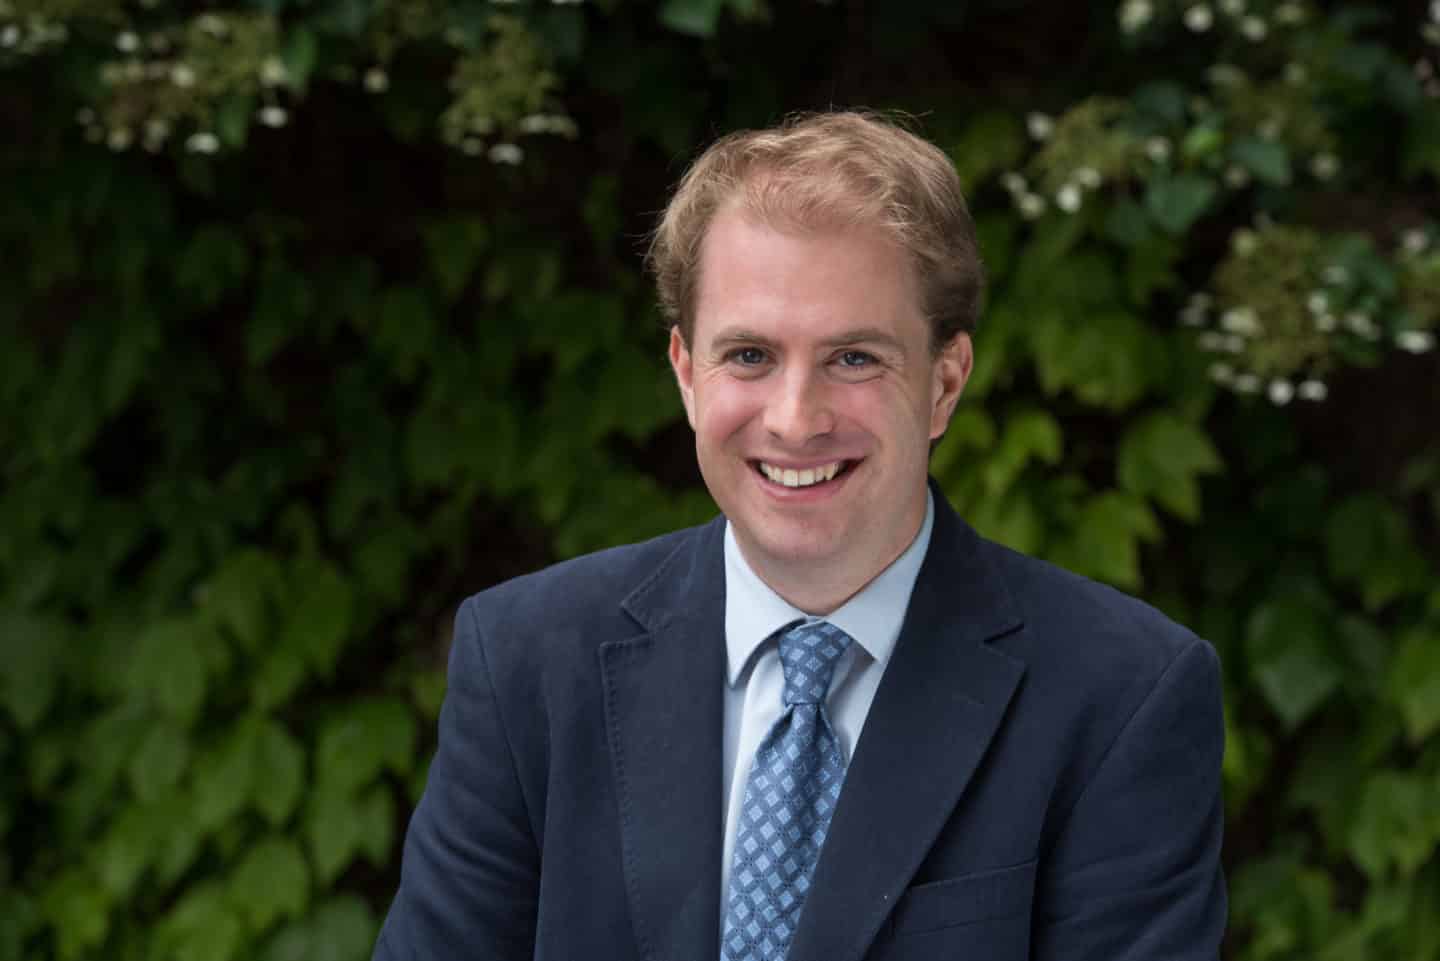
3, 0, 1439, 958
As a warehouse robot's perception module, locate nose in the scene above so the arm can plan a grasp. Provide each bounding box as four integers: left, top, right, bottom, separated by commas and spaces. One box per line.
762, 365, 836, 445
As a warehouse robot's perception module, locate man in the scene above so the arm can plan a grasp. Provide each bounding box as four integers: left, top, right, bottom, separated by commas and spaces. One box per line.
373, 112, 1226, 961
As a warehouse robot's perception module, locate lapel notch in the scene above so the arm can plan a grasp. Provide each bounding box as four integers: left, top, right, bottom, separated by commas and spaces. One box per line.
603, 519, 727, 961
788, 493, 1028, 961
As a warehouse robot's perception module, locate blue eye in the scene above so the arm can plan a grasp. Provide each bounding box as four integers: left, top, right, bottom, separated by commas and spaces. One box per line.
839, 351, 875, 368
732, 347, 766, 365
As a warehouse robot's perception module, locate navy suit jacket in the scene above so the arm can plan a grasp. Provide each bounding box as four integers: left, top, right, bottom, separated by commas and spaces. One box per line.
374, 488, 1226, 960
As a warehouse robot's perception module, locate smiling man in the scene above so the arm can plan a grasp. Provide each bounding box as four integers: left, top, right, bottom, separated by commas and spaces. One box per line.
374, 112, 1227, 961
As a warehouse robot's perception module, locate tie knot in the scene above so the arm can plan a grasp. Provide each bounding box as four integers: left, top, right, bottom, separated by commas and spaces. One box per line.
776, 620, 851, 706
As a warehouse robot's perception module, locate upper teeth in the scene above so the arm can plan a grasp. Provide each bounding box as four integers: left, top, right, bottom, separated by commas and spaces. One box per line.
760, 462, 843, 487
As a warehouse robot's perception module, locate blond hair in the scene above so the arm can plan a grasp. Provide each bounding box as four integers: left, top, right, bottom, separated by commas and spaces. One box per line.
647, 111, 984, 351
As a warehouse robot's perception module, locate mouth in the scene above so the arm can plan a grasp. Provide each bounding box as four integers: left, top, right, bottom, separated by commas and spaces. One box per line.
752, 459, 859, 490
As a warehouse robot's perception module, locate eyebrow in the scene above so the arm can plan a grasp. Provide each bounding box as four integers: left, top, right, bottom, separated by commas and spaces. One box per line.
707, 326, 907, 353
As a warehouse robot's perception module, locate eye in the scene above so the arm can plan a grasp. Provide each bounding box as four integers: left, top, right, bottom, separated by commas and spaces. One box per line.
728, 347, 768, 366
837, 350, 876, 368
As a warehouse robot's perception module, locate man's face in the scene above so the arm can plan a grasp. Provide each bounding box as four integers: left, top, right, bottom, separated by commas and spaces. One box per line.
669, 206, 972, 604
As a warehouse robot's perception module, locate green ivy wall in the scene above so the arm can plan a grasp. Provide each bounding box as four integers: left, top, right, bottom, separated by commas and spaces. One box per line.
2, 0, 1438, 958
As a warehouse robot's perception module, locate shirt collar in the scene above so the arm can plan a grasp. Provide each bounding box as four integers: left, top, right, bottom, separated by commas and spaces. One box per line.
723, 490, 935, 685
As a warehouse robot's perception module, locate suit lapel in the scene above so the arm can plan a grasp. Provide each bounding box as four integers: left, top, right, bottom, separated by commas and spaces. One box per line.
602, 518, 727, 961
787, 492, 1027, 961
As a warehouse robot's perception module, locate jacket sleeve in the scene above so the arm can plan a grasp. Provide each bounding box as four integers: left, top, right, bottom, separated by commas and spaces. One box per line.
1033, 638, 1227, 961
372, 596, 540, 961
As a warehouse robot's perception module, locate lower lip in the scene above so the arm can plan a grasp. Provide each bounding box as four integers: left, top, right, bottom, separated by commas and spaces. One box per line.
752, 462, 859, 502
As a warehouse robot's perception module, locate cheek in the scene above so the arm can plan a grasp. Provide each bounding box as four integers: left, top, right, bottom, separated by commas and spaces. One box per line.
694, 380, 762, 442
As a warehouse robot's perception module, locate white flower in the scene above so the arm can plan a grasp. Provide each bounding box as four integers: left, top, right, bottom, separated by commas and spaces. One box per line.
1268, 379, 1294, 405
1397, 330, 1436, 353
0, 24, 18, 48
115, 31, 139, 52
260, 57, 288, 87
1001, 172, 1028, 194
1232, 229, 1259, 256
1019, 193, 1047, 219
144, 117, 169, 141
363, 67, 389, 93
1056, 183, 1083, 213
258, 106, 288, 128
196, 14, 228, 36
1314, 313, 1337, 332
1219, 0, 1245, 14
171, 63, 196, 88
1297, 379, 1327, 401
1225, 165, 1251, 188
1306, 291, 1330, 315
1120, 0, 1154, 34
1145, 136, 1172, 163
1275, 3, 1305, 24
1184, 5, 1214, 31
1209, 362, 1235, 384
1233, 372, 1261, 393
185, 131, 220, 154
1344, 311, 1378, 338
1323, 265, 1350, 285
1207, 63, 1244, 88
1221, 307, 1260, 335
488, 142, 524, 165
107, 127, 133, 150
1223, 335, 1246, 353
1426, 23, 1440, 46
1432, 0, 1440, 22
1241, 15, 1268, 40
1189, 292, 1213, 309
1074, 166, 1102, 189
1401, 229, 1430, 254
1026, 112, 1054, 141
1311, 153, 1340, 180
1284, 62, 1308, 85
1198, 332, 1228, 351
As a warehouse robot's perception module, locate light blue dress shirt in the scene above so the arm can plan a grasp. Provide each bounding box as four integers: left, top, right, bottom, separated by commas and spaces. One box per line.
720, 490, 935, 919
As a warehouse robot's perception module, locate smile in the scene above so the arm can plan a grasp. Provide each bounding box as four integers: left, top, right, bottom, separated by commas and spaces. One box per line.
754, 460, 854, 488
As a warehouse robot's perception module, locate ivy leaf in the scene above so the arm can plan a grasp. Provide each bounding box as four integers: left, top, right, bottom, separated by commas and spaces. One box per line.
1325, 495, 1429, 610
981, 408, 1062, 494
129, 618, 210, 723
1231, 137, 1292, 185
1388, 627, 1440, 744
355, 786, 395, 867
659, 0, 724, 36
228, 837, 310, 930
204, 549, 282, 652
1116, 412, 1222, 521
40, 870, 110, 960
253, 719, 306, 827
283, 27, 318, 92
305, 785, 364, 887
154, 882, 245, 961
253, 646, 308, 712
279, 559, 354, 680
0, 611, 67, 729
127, 723, 190, 803
260, 896, 377, 961
1347, 773, 1437, 879
191, 722, 256, 832
1245, 599, 1342, 729
1049, 491, 1160, 589
315, 697, 417, 794
1144, 173, 1218, 235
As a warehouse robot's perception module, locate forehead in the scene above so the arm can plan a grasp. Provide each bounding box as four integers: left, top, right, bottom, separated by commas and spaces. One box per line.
692, 206, 925, 346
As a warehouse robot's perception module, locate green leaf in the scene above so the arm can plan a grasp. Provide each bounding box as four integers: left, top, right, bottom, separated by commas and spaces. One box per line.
1048, 491, 1160, 589
1116, 412, 1222, 521
129, 618, 210, 723
0, 611, 67, 729
204, 549, 282, 651
253, 646, 308, 711
155, 883, 245, 961
260, 896, 377, 961
659, 0, 724, 36
1347, 772, 1439, 879
229, 837, 310, 930
191, 723, 256, 832
948, 112, 1024, 192
40, 870, 109, 961
279, 559, 354, 679
981, 408, 1062, 494
305, 785, 364, 886
355, 786, 395, 867
1231, 136, 1292, 186
1325, 495, 1430, 609
1245, 599, 1342, 729
283, 27, 319, 91
128, 723, 190, 803
422, 217, 489, 303
315, 697, 417, 794
1389, 627, 1440, 744
253, 719, 306, 827
1144, 173, 1218, 235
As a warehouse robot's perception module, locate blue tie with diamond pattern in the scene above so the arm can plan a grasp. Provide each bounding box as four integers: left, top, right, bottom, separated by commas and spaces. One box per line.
721, 619, 852, 961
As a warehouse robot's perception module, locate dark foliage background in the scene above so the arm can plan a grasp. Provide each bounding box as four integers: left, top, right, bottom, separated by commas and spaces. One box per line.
2, 0, 1439, 958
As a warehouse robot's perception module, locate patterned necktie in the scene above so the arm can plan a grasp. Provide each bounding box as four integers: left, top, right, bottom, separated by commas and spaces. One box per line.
722, 620, 852, 961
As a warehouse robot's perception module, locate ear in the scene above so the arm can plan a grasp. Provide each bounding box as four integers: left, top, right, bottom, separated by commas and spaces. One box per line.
929, 332, 973, 440
668, 326, 697, 430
